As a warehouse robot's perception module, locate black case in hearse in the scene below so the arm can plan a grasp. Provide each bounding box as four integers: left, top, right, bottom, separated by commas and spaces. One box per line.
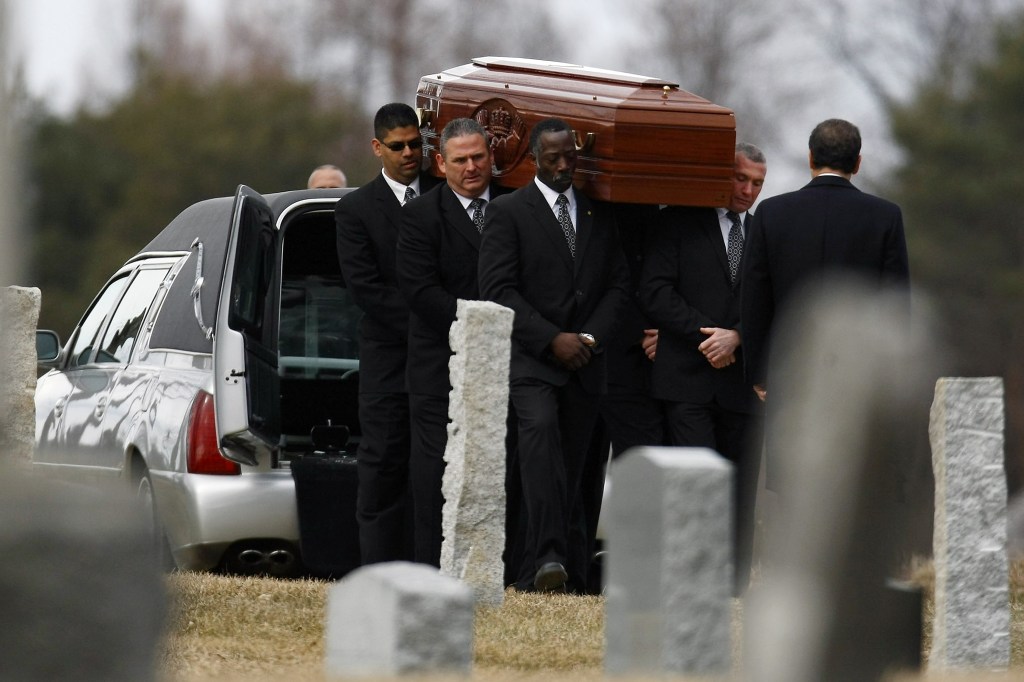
289, 425, 361, 577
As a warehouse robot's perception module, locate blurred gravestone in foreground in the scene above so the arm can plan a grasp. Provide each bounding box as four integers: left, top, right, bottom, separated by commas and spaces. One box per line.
605, 446, 734, 676
744, 276, 935, 682
0, 476, 167, 681
930, 377, 1009, 670
324, 561, 474, 677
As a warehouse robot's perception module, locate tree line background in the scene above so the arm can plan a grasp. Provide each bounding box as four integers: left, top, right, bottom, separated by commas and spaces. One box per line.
7, 0, 1024, 488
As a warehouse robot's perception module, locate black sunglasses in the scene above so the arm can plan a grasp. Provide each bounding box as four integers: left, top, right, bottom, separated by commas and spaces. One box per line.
380, 138, 424, 152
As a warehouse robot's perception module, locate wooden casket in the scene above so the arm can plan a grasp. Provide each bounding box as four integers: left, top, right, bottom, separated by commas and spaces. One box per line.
415, 57, 736, 206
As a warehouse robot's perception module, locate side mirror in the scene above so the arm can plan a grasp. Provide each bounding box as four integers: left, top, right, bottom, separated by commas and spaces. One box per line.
36, 330, 61, 365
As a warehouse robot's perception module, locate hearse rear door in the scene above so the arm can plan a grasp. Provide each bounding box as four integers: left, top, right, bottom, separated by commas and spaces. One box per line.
213, 185, 280, 466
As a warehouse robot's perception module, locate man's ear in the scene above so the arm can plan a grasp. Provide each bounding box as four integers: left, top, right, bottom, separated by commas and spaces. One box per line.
851, 155, 862, 175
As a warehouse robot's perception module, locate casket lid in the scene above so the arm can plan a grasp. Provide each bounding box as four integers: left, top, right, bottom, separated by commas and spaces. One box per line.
469, 57, 678, 88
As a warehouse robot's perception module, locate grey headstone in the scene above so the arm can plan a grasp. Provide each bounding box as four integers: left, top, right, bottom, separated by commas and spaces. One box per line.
743, 277, 935, 682
324, 561, 475, 677
440, 299, 513, 606
0, 286, 41, 470
0, 475, 167, 681
605, 446, 733, 676
929, 377, 1009, 669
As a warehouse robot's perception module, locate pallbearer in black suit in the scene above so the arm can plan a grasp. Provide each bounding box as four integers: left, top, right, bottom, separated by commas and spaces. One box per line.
479, 118, 629, 592
741, 119, 909, 492
335, 103, 440, 564
640, 143, 768, 594
396, 117, 505, 566
742, 119, 910, 402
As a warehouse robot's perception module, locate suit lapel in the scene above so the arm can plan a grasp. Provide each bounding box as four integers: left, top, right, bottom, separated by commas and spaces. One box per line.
441, 185, 481, 249
700, 209, 732, 286
525, 183, 574, 271
573, 191, 594, 276
374, 174, 404, 233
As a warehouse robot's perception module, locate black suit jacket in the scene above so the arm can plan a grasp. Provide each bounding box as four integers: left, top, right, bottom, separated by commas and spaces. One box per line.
478, 181, 629, 395
396, 183, 508, 397
640, 206, 755, 413
335, 171, 440, 392
741, 174, 910, 386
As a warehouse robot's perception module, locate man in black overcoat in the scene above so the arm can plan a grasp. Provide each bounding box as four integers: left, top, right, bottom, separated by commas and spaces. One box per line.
741, 118, 910, 486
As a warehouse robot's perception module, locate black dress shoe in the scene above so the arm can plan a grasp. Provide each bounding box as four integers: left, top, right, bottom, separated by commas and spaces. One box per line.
534, 562, 568, 592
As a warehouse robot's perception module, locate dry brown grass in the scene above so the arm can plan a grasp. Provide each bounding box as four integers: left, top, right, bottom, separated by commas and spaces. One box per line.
161, 573, 606, 682
161, 560, 1024, 681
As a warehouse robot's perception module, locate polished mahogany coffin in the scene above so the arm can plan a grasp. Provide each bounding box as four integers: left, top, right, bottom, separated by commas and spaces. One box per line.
415, 57, 736, 206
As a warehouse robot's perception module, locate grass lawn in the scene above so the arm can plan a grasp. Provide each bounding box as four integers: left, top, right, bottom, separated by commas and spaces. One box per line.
160, 559, 1024, 681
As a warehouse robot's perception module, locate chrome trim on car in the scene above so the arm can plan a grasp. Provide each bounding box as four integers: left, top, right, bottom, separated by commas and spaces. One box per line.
189, 238, 215, 341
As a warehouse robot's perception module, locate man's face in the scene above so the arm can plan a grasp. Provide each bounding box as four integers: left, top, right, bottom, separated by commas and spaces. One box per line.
438, 132, 492, 199
533, 129, 577, 193
727, 152, 767, 213
372, 124, 423, 185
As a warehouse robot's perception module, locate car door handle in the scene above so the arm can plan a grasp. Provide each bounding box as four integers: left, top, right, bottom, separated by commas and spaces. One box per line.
94, 396, 108, 420
53, 398, 66, 419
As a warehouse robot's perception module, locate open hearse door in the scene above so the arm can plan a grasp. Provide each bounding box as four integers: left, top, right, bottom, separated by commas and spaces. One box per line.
213, 185, 280, 466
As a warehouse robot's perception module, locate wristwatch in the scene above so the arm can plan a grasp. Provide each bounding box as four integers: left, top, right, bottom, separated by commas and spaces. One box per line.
578, 333, 597, 348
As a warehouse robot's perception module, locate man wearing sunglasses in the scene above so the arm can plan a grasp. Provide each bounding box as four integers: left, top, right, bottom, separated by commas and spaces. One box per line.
336, 102, 441, 565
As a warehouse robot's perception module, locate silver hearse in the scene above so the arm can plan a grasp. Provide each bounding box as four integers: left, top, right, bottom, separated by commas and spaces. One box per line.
34, 186, 361, 576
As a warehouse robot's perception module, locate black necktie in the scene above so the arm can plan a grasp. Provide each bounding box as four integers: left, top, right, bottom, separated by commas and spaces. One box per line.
556, 194, 575, 258
726, 210, 743, 284
403, 186, 416, 205
469, 198, 486, 233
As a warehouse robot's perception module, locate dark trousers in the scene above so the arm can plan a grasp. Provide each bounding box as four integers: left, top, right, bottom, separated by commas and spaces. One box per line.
509, 375, 599, 591
578, 384, 667, 593
664, 399, 762, 594
355, 391, 413, 564
408, 393, 448, 567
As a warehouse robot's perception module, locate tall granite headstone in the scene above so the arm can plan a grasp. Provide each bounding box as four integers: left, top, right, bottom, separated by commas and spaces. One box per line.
324, 562, 475, 677
743, 277, 935, 682
929, 377, 1009, 669
605, 446, 734, 676
440, 299, 513, 606
0, 286, 42, 469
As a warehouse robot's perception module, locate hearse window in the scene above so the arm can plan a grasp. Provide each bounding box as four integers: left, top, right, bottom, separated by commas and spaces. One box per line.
68, 274, 130, 367
278, 210, 360, 377
229, 199, 274, 336
277, 208, 362, 453
96, 266, 170, 364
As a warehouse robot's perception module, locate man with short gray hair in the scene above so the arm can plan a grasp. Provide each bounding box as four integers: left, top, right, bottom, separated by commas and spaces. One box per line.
640, 142, 768, 594
396, 117, 505, 566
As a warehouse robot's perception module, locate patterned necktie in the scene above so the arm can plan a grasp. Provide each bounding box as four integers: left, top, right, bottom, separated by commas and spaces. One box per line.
403, 186, 416, 205
469, 198, 486, 233
726, 210, 743, 284
556, 194, 575, 259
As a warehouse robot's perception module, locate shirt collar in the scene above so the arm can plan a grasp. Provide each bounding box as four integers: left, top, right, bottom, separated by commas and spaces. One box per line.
717, 207, 747, 221
382, 169, 421, 204
533, 177, 575, 212
452, 186, 491, 211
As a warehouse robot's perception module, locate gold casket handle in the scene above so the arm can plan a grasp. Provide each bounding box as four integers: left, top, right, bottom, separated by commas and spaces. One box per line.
573, 130, 595, 154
